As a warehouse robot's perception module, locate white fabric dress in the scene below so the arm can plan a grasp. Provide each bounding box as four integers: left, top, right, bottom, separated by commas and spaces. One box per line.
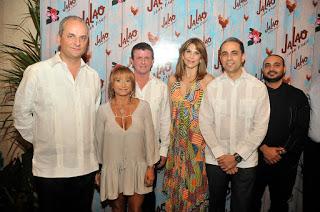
95, 100, 159, 201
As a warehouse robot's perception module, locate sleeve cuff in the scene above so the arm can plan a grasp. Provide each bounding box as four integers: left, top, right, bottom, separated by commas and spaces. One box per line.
159, 147, 168, 157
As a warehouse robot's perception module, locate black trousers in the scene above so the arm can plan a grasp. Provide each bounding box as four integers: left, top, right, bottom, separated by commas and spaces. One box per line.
34, 171, 96, 212
142, 168, 158, 212
142, 190, 156, 212
206, 164, 256, 212
304, 138, 320, 212
252, 157, 299, 212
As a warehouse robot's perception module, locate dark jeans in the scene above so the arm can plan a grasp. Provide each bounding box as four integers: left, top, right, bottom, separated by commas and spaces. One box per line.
34, 171, 96, 212
206, 164, 256, 212
252, 157, 299, 212
304, 138, 320, 212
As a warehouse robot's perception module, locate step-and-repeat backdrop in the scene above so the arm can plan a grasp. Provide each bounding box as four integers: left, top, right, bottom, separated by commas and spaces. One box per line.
40, 0, 320, 211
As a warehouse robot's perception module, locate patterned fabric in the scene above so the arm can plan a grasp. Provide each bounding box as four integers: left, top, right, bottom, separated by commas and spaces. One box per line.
163, 80, 208, 211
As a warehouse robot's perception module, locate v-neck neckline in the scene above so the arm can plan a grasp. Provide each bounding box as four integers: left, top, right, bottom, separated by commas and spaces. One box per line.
108, 100, 141, 132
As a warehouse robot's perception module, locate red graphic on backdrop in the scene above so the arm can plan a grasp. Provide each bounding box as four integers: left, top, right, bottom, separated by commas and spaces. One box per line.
265, 17, 279, 33
244, 14, 249, 21
146, 0, 174, 14
218, 15, 229, 29
266, 48, 273, 56
147, 0, 163, 12
175, 31, 180, 37
148, 32, 159, 45
131, 6, 138, 15
281, 27, 308, 54
112, 62, 124, 69
82, 3, 105, 26
306, 74, 311, 81
119, 28, 138, 48
294, 55, 308, 70
63, 0, 77, 12
161, 13, 176, 28
248, 28, 262, 46
95, 31, 109, 46
203, 35, 212, 46
233, 0, 248, 10
106, 49, 111, 55
46, 7, 59, 24
187, 9, 208, 30
112, 0, 126, 6
286, 0, 296, 13
257, 0, 276, 15
313, 1, 318, 7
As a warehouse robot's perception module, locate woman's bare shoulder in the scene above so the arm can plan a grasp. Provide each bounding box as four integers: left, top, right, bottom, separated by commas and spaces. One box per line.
200, 73, 214, 90
204, 73, 214, 82
168, 75, 177, 88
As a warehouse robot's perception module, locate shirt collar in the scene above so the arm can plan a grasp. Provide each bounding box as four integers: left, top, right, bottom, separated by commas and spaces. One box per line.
49, 52, 86, 68
220, 67, 249, 81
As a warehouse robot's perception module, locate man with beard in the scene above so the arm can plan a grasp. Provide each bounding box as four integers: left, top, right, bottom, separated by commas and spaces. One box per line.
252, 54, 310, 212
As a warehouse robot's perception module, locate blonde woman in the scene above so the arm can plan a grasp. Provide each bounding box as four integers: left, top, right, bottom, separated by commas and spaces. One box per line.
95, 66, 159, 212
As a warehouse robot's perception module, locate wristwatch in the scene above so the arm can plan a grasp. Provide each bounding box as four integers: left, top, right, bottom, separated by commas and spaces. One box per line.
233, 153, 242, 163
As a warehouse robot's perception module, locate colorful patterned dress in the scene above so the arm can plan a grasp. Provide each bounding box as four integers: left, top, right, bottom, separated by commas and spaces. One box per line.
163, 80, 208, 211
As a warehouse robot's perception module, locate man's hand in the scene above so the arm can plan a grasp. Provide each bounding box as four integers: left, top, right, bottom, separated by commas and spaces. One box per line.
260, 144, 284, 165
144, 166, 155, 187
217, 154, 237, 172
156, 156, 167, 169
226, 167, 239, 175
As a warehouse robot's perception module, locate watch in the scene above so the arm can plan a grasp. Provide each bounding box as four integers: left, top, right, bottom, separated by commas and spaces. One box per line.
233, 153, 242, 163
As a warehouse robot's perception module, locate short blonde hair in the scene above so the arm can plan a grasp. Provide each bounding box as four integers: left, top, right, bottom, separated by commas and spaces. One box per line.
108, 66, 135, 99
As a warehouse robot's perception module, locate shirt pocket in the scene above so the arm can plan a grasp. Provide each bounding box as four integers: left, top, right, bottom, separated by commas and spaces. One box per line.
213, 99, 228, 116
36, 86, 53, 107
149, 92, 161, 113
239, 99, 257, 119
34, 87, 54, 142
81, 87, 96, 107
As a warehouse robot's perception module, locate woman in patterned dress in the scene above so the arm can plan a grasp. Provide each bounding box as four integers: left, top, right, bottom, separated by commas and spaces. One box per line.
163, 38, 214, 211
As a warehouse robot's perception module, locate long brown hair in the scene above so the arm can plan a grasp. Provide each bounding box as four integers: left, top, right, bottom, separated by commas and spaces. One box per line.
175, 37, 208, 81
108, 66, 135, 99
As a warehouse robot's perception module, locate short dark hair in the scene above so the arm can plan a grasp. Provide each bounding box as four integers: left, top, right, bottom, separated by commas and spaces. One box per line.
219, 37, 245, 54
263, 54, 286, 67
131, 42, 154, 59
58, 15, 88, 36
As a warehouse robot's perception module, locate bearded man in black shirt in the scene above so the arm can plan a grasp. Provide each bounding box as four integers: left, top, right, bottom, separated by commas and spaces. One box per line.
252, 54, 310, 212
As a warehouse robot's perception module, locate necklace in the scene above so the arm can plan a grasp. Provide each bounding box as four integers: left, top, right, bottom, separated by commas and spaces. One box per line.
113, 98, 132, 130
119, 107, 125, 116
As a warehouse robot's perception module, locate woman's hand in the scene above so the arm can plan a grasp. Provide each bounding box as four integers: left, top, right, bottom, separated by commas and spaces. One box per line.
95, 172, 101, 186
144, 166, 155, 187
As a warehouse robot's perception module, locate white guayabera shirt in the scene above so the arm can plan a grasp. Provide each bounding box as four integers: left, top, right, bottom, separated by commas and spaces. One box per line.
13, 52, 101, 178
199, 69, 270, 168
135, 75, 171, 157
